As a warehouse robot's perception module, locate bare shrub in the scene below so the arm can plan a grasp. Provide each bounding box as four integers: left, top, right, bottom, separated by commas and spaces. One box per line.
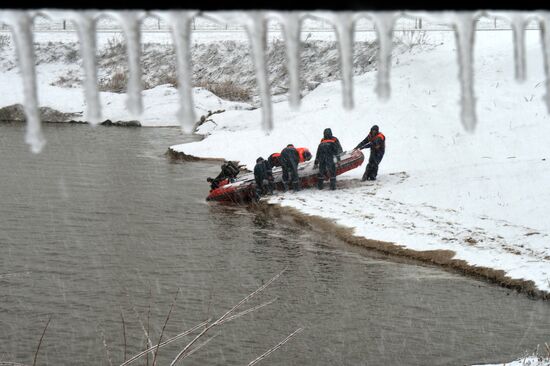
100, 69, 128, 93
64, 48, 79, 63
100, 35, 126, 58
195, 80, 251, 102
0, 34, 10, 50
395, 30, 429, 50
51, 74, 81, 88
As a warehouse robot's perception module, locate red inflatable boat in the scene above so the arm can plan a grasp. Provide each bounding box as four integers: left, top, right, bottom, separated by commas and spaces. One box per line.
206, 149, 365, 203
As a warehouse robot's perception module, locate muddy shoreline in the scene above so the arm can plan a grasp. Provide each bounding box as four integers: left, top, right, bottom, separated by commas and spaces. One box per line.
169, 150, 550, 301
263, 204, 550, 301
166, 147, 224, 162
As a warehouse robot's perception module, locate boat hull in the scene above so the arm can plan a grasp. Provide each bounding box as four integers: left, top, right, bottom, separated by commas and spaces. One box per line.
206, 149, 364, 203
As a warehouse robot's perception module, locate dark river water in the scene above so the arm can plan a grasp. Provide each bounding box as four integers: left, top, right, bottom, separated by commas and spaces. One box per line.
0, 123, 549, 366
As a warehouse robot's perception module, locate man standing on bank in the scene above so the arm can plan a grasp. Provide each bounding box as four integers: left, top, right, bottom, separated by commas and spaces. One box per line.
354, 125, 386, 181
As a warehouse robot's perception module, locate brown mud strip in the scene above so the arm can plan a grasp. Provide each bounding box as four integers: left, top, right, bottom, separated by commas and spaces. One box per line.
169, 150, 549, 301
166, 147, 224, 162
263, 204, 550, 301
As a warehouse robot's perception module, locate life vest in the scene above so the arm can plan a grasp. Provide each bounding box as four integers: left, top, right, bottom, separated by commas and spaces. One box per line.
320, 138, 337, 144
375, 133, 385, 141
296, 147, 312, 162
269, 152, 281, 167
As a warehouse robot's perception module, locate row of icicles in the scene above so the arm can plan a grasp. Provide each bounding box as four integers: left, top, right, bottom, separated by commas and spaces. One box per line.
0, 10, 549, 153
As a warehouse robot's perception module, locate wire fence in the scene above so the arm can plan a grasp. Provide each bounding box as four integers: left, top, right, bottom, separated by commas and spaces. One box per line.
0, 15, 542, 33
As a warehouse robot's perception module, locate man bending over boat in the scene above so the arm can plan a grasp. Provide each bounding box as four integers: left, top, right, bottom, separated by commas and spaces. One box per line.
280, 144, 301, 192
206, 161, 241, 191
254, 157, 274, 198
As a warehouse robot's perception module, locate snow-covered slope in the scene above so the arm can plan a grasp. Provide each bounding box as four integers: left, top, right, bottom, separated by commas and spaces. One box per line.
172, 30, 550, 295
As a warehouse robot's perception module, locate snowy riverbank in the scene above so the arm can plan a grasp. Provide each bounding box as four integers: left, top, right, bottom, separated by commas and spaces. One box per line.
1, 25, 549, 365
2, 26, 547, 297
170, 29, 550, 300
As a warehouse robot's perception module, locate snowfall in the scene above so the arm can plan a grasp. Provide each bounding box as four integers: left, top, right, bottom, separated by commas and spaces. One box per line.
176, 30, 550, 296
0, 20, 549, 366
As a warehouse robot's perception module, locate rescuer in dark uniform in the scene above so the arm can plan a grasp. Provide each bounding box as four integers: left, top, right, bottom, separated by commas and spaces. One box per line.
280, 144, 300, 192
354, 124, 386, 181
314, 128, 342, 190
253, 156, 274, 198
206, 161, 241, 191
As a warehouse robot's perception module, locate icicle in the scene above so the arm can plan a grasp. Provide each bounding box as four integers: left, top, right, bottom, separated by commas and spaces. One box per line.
72, 12, 102, 125
245, 12, 273, 132
113, 11, 144, 117
279, 12, 302, 110
372, 12, 396, 101
511, 13, 527, 82
452, 12, 478, 133
168, 11, 197, 133
540, 13, 550, 113
6, 11, 46, 153
486, 11, 528, 83
332, 12, 355, 109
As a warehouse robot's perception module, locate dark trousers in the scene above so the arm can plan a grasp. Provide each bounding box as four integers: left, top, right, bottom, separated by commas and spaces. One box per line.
282, 162, 299, 191
317, 159, 336, 190
363, 152, 384, 180
255, 176, 274, 197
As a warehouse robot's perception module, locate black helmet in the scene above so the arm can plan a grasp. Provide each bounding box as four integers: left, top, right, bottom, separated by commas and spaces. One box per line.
370, 125, 379, 132
323, 128, 333, 139
256, 157, 264, 163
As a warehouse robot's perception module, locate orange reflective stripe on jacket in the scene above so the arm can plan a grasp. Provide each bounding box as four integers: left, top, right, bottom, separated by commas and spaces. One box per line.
296, 147, 310, 162
320, 138, 336, 144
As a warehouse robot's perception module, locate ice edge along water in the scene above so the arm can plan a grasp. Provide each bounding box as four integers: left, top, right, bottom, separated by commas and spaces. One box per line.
0, 10, 547, 152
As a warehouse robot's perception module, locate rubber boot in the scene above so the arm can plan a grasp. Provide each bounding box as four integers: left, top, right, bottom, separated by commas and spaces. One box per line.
361, 170, 368, 182
282, 182, 289, 192
330, 178, 336, 190
317, 178, 324, 190
293, 181, 301, 192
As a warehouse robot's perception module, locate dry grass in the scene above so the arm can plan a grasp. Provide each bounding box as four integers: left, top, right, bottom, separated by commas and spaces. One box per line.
100, 69, 128, 93
195, 80, 251, 102
154, 73, 178, 88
